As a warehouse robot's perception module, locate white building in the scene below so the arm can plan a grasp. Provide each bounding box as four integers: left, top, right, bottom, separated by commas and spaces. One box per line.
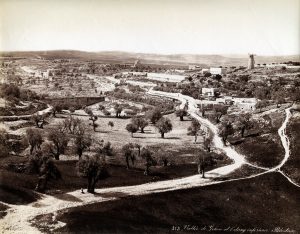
264, 64, 300, 69
202, 88, 215, 97
147, 73, 186, 82
201, 68, 210, 74
210, 67, 226, 75
216, 96, 257, 110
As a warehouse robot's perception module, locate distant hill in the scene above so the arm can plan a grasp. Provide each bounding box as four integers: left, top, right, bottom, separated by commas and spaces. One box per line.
0, 50, 299, 67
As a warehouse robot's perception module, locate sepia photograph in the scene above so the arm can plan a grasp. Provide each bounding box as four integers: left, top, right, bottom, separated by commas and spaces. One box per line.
0, 0, 299, 233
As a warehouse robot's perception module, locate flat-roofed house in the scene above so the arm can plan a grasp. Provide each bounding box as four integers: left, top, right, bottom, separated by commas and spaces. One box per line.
210, 67, 226, 75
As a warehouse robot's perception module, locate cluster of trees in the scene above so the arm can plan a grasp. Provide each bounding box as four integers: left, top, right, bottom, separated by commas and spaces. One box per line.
22, 115, 113, 193
108, 88, 175, 113
218, 113, 256, 145
50, 100, 86, 117
223, 73, 300, 103
125, 108, 173, 138
0, 84, 41, 102
122, 143, 157, 175
125, 116, 149, 137
185, 118, 217, 178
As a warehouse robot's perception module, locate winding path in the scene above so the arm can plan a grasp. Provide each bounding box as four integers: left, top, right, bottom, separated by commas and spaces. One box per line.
0, 90, 298, 233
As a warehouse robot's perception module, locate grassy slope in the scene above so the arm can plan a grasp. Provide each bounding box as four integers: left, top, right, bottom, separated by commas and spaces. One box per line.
283, 113, 300, 184
0, 160, 197, 193
234, 111, 285, 168
55, 172, 300, 234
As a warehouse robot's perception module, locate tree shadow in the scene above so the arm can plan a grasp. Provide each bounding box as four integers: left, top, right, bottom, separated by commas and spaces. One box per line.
52, 193, 83, 202
93, 191, 128, 198
96, 130, 109, 133
163, 136, 181, 140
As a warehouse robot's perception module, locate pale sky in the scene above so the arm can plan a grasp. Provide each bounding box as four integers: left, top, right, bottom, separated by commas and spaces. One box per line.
0, 0, 299, 55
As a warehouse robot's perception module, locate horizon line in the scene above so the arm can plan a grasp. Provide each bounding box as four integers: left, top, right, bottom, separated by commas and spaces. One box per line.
0, 49, 299, 58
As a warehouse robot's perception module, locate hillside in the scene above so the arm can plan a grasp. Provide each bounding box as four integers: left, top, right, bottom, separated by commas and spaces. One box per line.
1, 50, 299, 66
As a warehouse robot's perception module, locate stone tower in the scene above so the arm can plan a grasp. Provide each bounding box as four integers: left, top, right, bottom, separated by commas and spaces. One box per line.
248, 54, 256, 69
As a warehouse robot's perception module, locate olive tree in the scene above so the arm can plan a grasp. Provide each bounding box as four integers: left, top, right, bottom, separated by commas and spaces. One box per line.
74, 125, 92, 159
108, 121, 114, 130
51, 103, 63, 117
31, 114, 46, 129
122, 143, 136, 169
26, 151, 61, 192
77, 155, 109, 193
125, 123, 138, 137
46, 128, 70, 160
25, 128, 43, 155
198, 152, 218, 178
219, 119, 234, 145
85, 108, 98, 131
212, 105, 228, 123
187, 119, 202, 143
132, 117, 148, 133
0, 128, 9, 157
114, 103, 123, 118
175, 109, 187, 121
140, 147, 157, 175
155, 117, 173, 138
146, 107, 162, 124
234, 113, 253, 137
